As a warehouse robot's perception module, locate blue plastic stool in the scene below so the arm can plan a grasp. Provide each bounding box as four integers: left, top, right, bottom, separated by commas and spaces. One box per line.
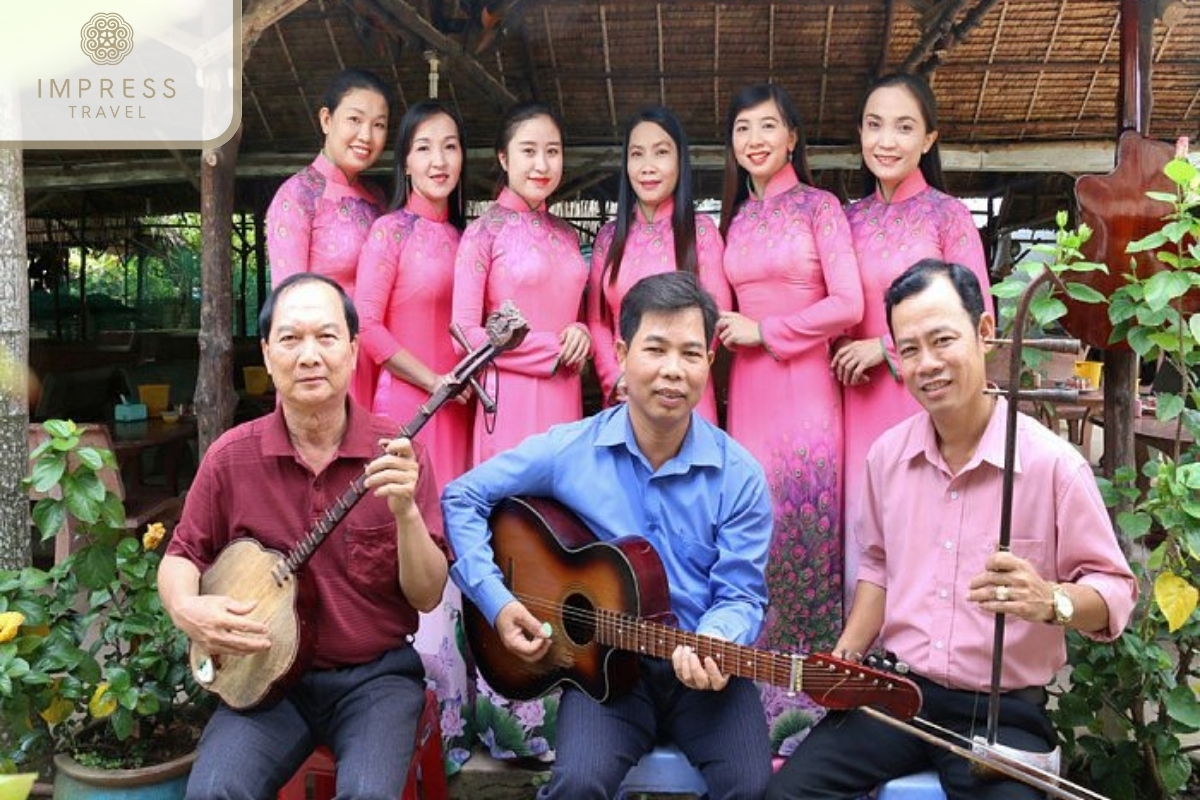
617, 743, 708, 799
875, 771, 946, 800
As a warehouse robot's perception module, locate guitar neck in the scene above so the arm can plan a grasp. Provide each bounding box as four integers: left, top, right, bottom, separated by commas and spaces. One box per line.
596, 609, 803, 692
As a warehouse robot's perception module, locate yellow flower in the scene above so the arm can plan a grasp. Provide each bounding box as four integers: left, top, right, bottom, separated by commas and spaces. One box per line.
88, 683, 117, 719
143, 522, 166, 551
0, 611, 24, 642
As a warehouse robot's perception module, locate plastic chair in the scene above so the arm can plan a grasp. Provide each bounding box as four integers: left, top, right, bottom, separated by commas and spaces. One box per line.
278, 688, 448, 800
616, 743, 707, 799
875, 771, 946, 800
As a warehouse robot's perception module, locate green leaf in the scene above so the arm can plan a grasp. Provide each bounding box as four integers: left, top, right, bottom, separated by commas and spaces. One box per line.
1063, 282, 1107, 303
1157, 393, 1185, 421
30, 456, 66, 494
1128, 229, 1169, 253
1164, 156, 1198, 186
1189, 313, 1200, 346
991, 281, 1028, 299
1162, 218, 1194, 244
1029, 295, 1068, 325
75, 447, 104, 472
1145, 191, 1180, 203
1144, 270, 1193, 311
1165, 684, 1200, 728
1117, 511, 1153, 538
31, 500, 67, 541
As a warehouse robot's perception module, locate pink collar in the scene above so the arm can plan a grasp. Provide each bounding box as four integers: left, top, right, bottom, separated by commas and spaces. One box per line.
758, 163, 801, 201
406, 189, 450, 223
636, 196, 675, 224
497, 186, 545, 213
876, 170, 929, 204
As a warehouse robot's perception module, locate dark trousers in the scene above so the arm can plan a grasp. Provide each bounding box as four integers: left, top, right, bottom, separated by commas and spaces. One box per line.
765, 677, 1055, 800
538, 657, 772, 800
186, 646, 426, 800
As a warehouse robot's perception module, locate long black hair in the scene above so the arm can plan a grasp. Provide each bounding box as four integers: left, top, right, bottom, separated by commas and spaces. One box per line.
389, 99, 467, 231
719, 84, 812, 237
600, 107, 698, 322
857, 72, 945, 197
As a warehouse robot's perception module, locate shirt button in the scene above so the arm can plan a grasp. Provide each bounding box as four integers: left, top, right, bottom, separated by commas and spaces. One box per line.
944, 541, 953, 550
950, 490, 959, 500
939, 589, 949, 599
935, 640, 945, 650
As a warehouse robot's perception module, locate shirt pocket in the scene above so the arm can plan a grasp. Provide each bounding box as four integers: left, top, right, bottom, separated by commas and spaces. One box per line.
1009, 537, 1053, 581
343, 522, 399, 590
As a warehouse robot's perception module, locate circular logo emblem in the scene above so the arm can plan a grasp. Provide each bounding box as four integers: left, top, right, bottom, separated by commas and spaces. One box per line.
80, 12, 134, 66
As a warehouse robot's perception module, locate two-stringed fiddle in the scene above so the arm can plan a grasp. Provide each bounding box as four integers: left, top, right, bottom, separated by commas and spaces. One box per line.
463, 496, 923, 720
190, 303, 528, 710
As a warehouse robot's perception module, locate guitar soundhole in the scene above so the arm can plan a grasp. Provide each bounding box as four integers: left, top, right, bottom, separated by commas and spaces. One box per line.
561, 592, 596, 645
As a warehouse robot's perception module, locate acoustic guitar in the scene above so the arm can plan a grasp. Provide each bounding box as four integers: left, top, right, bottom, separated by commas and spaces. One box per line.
189, 303, 528, 710
464, 496, 923, 720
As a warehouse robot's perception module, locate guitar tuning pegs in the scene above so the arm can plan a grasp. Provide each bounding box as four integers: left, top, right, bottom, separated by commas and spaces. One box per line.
894, 661, 910, 675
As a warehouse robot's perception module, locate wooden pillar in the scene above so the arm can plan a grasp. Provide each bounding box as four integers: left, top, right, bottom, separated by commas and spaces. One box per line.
1101, 0, 1152, 482
195, 128, 243, 455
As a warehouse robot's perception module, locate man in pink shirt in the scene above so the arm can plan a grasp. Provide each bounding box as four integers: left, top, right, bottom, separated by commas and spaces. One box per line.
767, 260, 1136, 800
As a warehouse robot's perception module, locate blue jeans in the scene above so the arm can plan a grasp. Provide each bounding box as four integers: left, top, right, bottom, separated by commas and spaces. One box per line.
539, 657, 771, 800
186, 645, 426, 800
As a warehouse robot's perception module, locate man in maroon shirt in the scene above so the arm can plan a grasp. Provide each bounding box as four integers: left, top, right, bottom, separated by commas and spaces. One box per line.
159, 273, 448, 799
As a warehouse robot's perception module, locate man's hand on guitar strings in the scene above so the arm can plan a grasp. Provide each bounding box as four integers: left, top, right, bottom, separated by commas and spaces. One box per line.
495, 600, 553, 663
176, 594, 271, 655
672, 644, 729, 692
365, 437, 421, 517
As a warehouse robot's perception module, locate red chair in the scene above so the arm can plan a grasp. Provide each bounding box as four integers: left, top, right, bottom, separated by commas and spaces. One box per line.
278, 688, 448, 800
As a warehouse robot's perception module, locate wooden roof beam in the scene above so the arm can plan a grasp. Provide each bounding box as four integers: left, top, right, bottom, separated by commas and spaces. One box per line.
243, 0, 311, 62
23, 142, 1128, 193
911, 0, 1005, 75
816, 6, 834, 140
318, 0, 348, 70
542, 7, 566, 121
348, 0, 516, 111
600, 5, 618, 138
272, 26, 319, 139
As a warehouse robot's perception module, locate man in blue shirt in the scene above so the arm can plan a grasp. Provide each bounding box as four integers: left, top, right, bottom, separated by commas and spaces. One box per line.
443, 271, 773, 799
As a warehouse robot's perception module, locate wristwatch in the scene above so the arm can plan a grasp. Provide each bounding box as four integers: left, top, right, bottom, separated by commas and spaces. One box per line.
1051, 584, 1075, 626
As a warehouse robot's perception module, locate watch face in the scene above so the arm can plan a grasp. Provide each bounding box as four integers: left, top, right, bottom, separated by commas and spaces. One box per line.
1054, 587, 1074, 624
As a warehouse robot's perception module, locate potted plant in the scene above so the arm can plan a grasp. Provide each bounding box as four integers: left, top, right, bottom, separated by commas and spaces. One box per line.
995, 141, 1200, 800
0, 419, 210, 795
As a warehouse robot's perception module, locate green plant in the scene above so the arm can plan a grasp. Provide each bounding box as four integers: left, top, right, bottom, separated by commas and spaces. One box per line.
996, 143, 1200, 800
0, 419, 209, 774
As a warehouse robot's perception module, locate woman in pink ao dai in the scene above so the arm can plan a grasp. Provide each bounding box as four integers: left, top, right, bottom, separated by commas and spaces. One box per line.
452, 102, 590, 466
831, 74, 990, 607
354, 99, 476, 772
587, 106, 731, 423
266, 68, 390, 407
718, 84, 863, 753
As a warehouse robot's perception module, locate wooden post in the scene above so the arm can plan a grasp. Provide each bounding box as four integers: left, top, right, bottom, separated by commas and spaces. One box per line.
195, 129, 242, 455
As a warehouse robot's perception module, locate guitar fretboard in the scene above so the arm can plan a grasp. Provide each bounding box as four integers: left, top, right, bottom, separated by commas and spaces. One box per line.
598, 608, 804, 690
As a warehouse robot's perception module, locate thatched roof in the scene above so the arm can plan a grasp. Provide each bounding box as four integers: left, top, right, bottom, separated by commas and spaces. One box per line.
22, 0, 1200, 239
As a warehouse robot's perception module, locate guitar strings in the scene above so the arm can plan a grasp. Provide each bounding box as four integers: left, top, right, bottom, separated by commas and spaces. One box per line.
509, 591, 909, 695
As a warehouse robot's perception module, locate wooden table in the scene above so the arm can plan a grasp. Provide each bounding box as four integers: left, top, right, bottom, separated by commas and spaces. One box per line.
1132, 415, 1195, 455
109, 417, 197, 496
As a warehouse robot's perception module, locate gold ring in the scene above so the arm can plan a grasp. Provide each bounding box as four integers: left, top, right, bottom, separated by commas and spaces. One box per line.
995, 585, 1010, 602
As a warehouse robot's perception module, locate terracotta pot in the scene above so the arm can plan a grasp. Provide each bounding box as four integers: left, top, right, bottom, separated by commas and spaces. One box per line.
52, 751, 195, 800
